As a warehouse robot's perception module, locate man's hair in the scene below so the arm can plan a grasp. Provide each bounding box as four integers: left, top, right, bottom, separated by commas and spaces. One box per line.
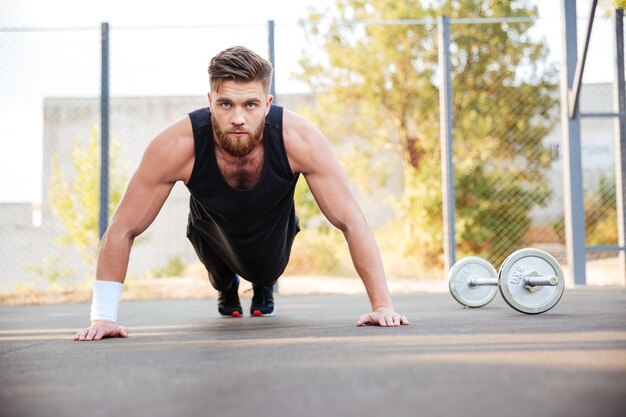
208, 46, 273, 95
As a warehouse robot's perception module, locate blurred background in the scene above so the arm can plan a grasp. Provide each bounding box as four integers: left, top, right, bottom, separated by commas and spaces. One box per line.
0, 0, 623, 303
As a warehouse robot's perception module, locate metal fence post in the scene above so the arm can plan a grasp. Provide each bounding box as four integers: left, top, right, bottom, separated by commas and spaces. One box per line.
268, 20, 277, 104
268, 19, 280, 294
99, 22, 110, 239
560, 1, 587, 285
438, 15, 456, 274
613, 8, 626, 283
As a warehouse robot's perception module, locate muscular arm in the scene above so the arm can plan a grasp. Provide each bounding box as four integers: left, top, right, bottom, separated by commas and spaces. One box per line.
283, 110, 409, 327
75, 117, 194, 341
97, 165, 174, 283
97, 117, 195, 283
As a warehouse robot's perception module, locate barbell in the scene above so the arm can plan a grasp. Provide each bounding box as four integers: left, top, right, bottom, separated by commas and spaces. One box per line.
448, 248, 565, 314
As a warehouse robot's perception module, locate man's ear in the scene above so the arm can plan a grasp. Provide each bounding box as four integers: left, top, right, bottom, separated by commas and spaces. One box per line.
265, 95, 273, 115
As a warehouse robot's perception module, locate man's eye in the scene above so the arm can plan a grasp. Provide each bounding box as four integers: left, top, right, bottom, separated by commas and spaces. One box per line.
221, 102, 231, 108
246, 103, 257, 108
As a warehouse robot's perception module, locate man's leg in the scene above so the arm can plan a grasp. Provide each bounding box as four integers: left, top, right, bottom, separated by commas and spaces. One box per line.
187, 227, 243, 317
247, 214, 300, 316
248, 214, 300, 316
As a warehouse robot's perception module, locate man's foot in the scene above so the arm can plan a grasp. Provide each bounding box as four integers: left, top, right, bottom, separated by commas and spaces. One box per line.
218, 279, 242, 317
250, 284, 274, 316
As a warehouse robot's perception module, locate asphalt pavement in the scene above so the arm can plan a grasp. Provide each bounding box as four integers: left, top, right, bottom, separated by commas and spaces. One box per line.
1, 287, 625, 417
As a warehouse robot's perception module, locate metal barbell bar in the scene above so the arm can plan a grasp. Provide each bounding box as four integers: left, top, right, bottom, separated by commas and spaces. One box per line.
468, 275, 558, 288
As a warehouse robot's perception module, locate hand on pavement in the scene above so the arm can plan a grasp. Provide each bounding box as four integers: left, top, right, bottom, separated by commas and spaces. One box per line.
74, 320, 129, 341
356, 307, 410, 327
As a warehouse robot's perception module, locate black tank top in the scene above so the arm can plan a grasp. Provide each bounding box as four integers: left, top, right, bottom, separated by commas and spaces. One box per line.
185, 105, 300, 280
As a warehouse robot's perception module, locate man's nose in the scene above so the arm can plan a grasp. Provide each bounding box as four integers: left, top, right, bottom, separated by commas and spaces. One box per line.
231, 108, 245, 125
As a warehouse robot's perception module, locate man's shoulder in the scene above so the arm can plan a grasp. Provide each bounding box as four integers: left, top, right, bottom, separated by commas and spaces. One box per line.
146, 115, 195, 183
282, 109, 327, 174
150, 115, 195, 159
282, 109, 321, 142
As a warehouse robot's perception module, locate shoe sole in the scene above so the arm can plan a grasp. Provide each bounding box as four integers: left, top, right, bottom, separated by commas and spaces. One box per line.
219, 311, 243, 318
251, 310, 274, 317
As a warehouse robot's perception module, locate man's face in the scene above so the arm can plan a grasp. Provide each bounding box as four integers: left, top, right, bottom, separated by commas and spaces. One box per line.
208, 80, 272, 157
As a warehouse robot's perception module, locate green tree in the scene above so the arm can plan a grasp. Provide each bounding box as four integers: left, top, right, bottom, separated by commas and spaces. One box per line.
299, 0, 557, 268
48, 128, 127, 268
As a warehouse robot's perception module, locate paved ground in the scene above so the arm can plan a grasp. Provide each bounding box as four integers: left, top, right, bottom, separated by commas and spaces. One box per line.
1, 288, 625, 417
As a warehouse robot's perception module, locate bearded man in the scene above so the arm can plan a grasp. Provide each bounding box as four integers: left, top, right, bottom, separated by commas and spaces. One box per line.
75, 46, 409, 341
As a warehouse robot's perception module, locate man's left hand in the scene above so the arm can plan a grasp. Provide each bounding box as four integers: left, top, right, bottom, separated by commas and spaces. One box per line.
356, 308, 410, 327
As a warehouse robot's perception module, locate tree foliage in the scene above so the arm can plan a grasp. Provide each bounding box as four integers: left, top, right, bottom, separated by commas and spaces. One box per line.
554, 176, 619, 246
48, 129, 126, 268
298, 0, 558, 268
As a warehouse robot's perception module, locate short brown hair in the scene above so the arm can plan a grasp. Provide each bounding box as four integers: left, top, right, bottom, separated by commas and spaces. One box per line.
208, 46, 273, 95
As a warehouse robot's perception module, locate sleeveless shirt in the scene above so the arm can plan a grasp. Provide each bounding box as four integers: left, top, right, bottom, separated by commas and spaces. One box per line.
185, 105, 300, 281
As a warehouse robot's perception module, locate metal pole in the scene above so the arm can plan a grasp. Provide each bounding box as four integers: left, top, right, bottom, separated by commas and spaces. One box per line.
99, 22, 110, 239
438, 16, 456, 274
568, 0, 598, 119
268, 20, 277, 104
560, 1, 587, 285
613, 8, 626, 282
268, 19, 279, 294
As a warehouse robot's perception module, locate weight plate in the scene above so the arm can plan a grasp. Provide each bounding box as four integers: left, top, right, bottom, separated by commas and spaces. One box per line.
498, 248, 565, 314
448, 257, 499, 308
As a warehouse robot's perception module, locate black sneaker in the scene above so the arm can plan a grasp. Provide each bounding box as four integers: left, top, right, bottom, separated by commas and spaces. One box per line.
218, 278, 242, 318
250, 284, 274, 317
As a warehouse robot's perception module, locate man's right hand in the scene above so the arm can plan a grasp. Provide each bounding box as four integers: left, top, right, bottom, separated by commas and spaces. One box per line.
74, 320, 129, 341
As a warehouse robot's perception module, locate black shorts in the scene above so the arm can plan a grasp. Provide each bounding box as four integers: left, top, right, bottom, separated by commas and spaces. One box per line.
186, 218, 293, 290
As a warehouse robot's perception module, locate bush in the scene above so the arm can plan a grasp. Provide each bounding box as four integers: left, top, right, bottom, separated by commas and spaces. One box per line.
147, 256, 185, 279
284, 229, 345, 276
553, 176, 618, 246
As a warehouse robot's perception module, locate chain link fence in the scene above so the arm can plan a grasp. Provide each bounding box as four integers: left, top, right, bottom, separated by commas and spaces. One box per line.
0, 12, 623, 297
446, 19, 561, 269
0, 24, 272, 295
298, 13, 623, 285
1, 27, 100, 295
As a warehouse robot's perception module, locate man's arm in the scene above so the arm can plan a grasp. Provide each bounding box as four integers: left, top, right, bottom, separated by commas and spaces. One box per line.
283, 110, 409, 327
75, 117, 195, 341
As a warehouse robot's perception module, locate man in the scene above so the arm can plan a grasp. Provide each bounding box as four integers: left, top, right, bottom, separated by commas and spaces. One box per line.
74, 46, 409, 342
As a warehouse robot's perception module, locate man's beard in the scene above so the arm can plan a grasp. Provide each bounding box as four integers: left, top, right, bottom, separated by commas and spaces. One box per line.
211, 113, 265, 157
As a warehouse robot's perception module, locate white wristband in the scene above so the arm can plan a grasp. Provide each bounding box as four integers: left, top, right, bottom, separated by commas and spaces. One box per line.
90, 280, 124, 323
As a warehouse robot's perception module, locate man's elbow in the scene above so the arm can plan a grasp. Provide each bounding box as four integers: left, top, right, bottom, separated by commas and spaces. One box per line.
102, 220, 141, 244
333, 211, 368, 235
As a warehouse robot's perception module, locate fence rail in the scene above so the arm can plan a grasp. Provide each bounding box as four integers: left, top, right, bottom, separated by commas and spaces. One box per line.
0, 13, 623, 296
